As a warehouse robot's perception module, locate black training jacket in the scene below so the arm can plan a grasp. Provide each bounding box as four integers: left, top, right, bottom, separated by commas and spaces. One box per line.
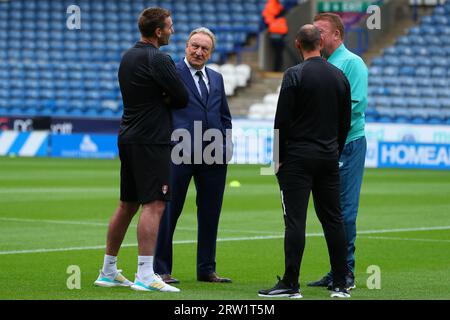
274, 56, 351, 163
118, 42, 188, 145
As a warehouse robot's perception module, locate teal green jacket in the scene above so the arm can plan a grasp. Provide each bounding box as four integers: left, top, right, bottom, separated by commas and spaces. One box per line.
328, 44, 368, 144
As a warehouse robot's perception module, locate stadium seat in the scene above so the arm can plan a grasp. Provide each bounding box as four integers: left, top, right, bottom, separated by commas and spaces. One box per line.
406, 97, 422, 109
432, 15, 448, 25
389, 46, 406, 56
403, 87, 420, 97
235, 64, 252, 86
415, 77, 433, 89
411, 117, 426, 124
415, 67, 431, 77
374, 96, 392, 108
431, 78, 448, 88
391, 97, 407, 108
370, 87, 387, 96
431, 56, 449, 68
206, 63, 221, 73
369, 66, 383, 76
399, 66, 415, 76
378, 115, 395, 123
369, 76, 384, 86
434, 6, 446, 16
248, 103, 266, 120
437, 100, 450, 115
394, 116, 410, 124
421, 87, 438, 98
423, 98, 441, 109
223, 74, 237, 96
426, 36, 441, 46
383, 76, 399, 87
384, 56, 400, 66
437, 88, 450, 98
400, 56, 418, 67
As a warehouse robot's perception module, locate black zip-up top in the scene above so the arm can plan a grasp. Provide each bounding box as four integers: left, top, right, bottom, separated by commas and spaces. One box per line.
118, 42, 188, 144
274, 56, 351, 163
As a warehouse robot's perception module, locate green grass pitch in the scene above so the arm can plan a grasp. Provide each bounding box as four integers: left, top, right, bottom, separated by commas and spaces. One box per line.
0, 157, 449, 300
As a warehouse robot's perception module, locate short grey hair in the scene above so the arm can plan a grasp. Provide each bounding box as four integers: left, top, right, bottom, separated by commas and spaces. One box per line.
187, 27, 216, 51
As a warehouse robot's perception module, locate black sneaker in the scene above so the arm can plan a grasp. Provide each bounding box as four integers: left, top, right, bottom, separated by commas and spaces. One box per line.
330, 287, 351, 298
258, 276, 302, 299
327, 273, 355, 291
307, 275, 333, 287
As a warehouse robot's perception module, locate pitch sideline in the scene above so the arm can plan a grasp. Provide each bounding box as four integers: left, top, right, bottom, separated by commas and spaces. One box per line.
0, 224, 449, 255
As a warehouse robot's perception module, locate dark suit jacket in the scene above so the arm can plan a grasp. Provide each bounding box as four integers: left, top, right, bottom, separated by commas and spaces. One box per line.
172, 60, 232, 151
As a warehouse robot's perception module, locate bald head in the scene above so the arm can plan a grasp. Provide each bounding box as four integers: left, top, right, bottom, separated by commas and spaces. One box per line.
296, 24, 321, 52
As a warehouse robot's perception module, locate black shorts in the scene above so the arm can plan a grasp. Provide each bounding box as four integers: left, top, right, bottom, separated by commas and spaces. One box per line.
118, 144, 171, 204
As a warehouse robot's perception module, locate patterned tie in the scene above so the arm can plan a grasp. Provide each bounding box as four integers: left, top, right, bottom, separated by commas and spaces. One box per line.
196, 70, 209, 105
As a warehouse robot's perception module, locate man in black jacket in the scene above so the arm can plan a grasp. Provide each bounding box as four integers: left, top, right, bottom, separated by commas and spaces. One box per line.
94, 7, 188, 293
258, 24, 351, 299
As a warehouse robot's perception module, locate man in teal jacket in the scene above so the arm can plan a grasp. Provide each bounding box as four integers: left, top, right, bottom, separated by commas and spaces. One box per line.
309, 12, 368, 290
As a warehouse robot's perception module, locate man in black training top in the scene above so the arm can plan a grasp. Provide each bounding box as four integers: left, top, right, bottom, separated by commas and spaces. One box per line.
94, 7, 188, 293
258, 24, 351, 299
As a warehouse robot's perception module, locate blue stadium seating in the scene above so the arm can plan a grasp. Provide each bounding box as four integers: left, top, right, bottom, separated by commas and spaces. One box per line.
367, 3, 450, 124
0, 0, 289, 118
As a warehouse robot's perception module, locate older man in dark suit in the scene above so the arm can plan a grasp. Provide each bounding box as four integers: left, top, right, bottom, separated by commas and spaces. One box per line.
154, 27, 233, 284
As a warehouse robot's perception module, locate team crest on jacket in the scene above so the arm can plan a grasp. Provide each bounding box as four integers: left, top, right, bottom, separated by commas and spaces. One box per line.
162, 185, 169, 195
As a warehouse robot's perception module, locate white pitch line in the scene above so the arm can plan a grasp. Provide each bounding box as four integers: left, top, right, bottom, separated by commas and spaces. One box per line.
0, 225, 449, 255
357, 225, 450, 234
176, 226, 282, 235
360, 236, 450, 243
0, 236, 283, 255
0, 217, 282, 235
0, 187, 117, 194
1, 217, 450, 235
2, 217, 450, 235
0, 217, 108, 227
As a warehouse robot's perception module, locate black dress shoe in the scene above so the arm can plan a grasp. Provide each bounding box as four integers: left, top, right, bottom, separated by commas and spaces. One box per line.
307, 275, 333, 287
197, 272, 232, 283
160, 274, 180, 284
326, 272, 355, 291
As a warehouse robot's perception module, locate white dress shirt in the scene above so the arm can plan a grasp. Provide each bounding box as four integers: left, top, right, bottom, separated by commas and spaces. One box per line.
183, 57, 210, 96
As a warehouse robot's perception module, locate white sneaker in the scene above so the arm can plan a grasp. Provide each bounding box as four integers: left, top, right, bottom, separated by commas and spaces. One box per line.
330, 287, 351, 298
131, 274, 180, 293
94, 270, 133, 287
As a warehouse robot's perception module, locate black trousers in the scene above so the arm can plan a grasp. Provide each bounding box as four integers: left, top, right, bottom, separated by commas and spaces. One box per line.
269, 34, 285, 72
276, 156, 348, 288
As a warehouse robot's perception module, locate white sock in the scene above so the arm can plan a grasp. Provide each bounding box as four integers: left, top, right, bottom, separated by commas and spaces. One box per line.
102, 254, 118, 276
137, 256, 154, 283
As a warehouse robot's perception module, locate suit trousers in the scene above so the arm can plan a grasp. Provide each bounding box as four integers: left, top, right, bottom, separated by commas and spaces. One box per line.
154, 162, 227, 277
276, 156, 348, 288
